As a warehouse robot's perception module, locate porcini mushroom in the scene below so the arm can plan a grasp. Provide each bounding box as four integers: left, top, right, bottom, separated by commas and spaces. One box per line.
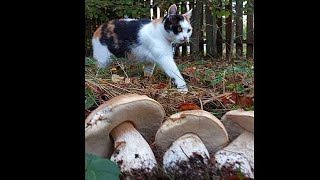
220, 109, 254, 141
85, 94, 165, 176
155, 110, 229, 178
214, 109, 254, 178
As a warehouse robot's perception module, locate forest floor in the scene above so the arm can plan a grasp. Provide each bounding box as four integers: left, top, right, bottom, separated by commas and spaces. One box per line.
85, 55, 254, 180
85, 56, 254, 119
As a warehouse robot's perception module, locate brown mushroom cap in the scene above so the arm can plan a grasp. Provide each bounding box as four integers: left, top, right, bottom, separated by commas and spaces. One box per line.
85, 94, 165, 158
155, 110, 229, 157
221, 109, 254, 132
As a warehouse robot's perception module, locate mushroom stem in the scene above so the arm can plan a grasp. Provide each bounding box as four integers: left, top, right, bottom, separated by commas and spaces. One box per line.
214, 131, 254, 178
110, 122, 157, 173
163, 133, 210, 171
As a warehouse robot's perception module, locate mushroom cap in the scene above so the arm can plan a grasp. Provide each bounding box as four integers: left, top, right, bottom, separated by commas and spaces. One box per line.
85, 94, 165, 158
221, 109, 254, 132
155, 110, 229, 157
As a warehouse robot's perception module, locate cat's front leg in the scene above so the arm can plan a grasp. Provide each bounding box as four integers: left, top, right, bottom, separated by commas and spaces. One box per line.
157, 56, 188, 93
143, 63, 156, 77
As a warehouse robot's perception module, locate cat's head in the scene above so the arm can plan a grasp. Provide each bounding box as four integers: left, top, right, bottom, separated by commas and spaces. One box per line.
162, 4, 193, 44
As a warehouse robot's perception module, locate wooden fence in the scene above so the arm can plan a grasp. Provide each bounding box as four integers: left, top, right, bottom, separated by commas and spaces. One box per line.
85, 0, 254, 60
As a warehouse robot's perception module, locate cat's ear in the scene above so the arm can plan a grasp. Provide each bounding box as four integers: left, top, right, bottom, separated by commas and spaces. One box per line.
183, 9, 193, 19
168, 4, 177, 15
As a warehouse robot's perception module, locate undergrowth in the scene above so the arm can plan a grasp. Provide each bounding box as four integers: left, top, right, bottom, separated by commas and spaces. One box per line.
85, 56, 254, 119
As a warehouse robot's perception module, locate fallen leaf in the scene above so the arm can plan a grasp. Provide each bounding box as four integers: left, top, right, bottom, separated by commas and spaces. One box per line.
124, 78, 131, 84
216, 93, 235, 105
231, 92, 254, 108
110, 67, 117, 72
183, 67, 196, 75
156, 83, 167, 89
177, 103, 201, 111
111, 74, 124, 83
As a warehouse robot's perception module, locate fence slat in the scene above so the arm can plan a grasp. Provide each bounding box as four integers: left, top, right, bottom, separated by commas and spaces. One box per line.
190, 0, 203, 57
246, 13, 254, 59
181, 2, 187, 56
235, 0, 243, 57
205, 4, 217, 58
216, 0, 223, 58
225, 1, 232, 59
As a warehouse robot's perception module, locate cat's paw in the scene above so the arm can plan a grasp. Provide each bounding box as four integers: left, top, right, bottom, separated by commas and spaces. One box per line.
177, 85, 188, 93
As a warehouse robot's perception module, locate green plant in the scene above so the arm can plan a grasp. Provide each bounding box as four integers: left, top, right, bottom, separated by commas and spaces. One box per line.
85, 153, 121, 180
85, 88, 98, 110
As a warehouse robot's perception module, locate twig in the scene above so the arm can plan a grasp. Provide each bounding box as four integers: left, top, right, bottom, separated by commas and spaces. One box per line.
116, 62, 129, 78
199, 98, 203, 110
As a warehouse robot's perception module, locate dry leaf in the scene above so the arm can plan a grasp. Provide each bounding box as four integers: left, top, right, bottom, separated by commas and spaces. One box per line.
111, 74, 124, 83
124, 78, 131, 84
217, 93, 235, 105
177, 103, 201, 111
156, 83, 167, 89
110, 67, 117, 72
231, 92, 254, 108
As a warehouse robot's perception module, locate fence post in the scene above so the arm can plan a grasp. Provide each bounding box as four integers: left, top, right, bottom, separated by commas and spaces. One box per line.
205, 3, 217, 58
216, 0, 223, 58
174, 3, 181, 57
190, 0, 203, 58
246, 3, 254, 59
235, 0, 243, 58
181, 2, 188, 56
225, 1, 232, 59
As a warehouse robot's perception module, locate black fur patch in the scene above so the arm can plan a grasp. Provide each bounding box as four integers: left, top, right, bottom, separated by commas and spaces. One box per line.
163, 15, 184, 35
100, 19, 151, 57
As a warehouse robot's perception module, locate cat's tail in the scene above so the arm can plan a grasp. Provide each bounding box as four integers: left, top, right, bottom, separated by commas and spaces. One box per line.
92, 37, 111, 68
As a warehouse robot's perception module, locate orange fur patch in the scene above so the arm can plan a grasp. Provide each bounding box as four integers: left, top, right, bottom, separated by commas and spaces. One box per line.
105, 21, 119, 48
93, 25, 102, 38
152, 18, 163, 26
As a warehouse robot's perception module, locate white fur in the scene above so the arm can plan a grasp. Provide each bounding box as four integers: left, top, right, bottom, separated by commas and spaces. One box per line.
131, 21, 189, 91
92, 38, 111, 68
92, 8, 193, 93
172, 20, 193, 44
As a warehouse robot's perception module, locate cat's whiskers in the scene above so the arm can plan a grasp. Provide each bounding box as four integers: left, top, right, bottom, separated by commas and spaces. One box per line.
188, 38, 196, 46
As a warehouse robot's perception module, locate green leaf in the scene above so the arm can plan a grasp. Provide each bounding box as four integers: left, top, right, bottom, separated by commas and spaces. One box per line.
204, 69, 213, 76
85, 57, 96, 66
132, 9, 138, 17
85, 97, 96, 110
85, 153, 120, 180
225, 10, 231, 18
226, 83, 235, 90
236, 85, 244, 92
85, 88, 96, 110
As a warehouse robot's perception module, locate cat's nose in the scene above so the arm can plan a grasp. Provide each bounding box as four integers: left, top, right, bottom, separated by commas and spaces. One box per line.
183, 36, 187, 40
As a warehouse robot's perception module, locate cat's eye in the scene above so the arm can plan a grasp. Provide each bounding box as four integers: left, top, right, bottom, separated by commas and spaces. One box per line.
177, 27, 182, 32
187, 29, 191, 33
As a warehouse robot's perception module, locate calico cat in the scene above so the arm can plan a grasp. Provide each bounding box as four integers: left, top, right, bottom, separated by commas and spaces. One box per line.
92, 4, 192, 92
